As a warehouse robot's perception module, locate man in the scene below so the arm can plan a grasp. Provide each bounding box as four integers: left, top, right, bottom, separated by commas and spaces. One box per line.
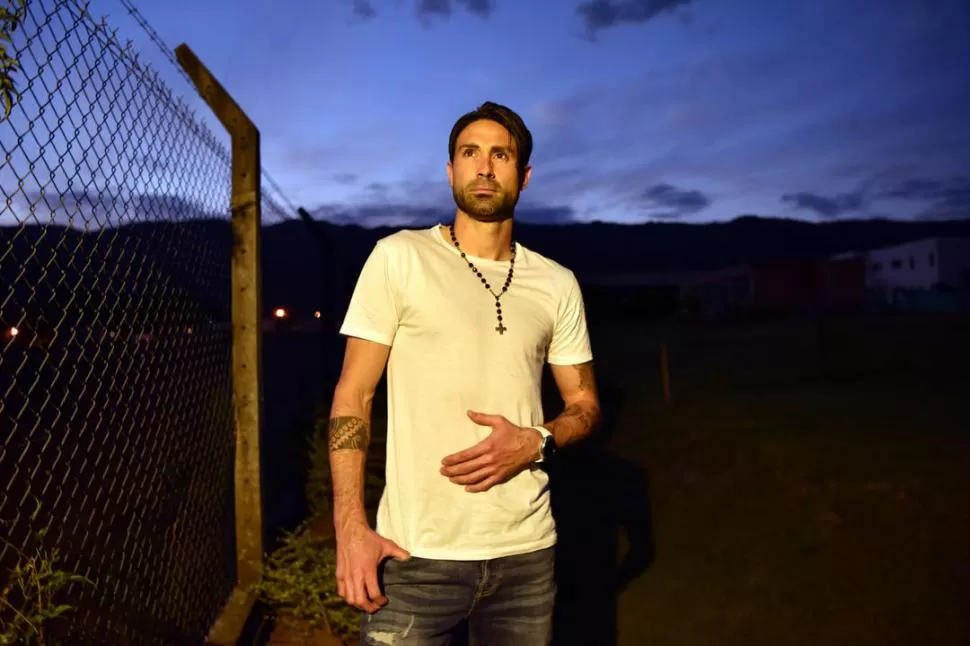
329, 101, 601, 645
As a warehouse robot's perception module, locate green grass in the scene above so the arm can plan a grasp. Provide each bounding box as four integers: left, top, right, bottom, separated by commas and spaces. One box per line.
593, 315, 970, 645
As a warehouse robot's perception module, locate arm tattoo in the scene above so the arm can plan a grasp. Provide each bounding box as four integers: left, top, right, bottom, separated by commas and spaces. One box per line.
575, 362, 595, 392
328, 416, 370, 451
562, 403, 597, 429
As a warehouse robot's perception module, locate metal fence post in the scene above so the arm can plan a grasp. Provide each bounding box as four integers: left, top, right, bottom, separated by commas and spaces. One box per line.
175, 43, 264, 643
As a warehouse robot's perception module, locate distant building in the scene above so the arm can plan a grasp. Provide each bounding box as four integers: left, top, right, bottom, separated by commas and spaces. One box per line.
862, 237, 970, 293
679, 256, 867, 319
845, 237, 970, 312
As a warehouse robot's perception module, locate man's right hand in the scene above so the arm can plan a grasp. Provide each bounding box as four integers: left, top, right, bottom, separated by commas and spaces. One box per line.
335, 521, 410, 613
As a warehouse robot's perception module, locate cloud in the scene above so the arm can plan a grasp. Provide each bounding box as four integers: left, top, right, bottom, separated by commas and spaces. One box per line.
456, 0, 495, 18
355, 0, 691, 30
310, 204, 444, 228
351, 0, 377, 19
7, 190, 224, 229
636, 182, 710, 219
514, 205, 579, 224
353, 0, 496, 22
576, 0, 693, 38
416, 0, 451, 21
780, 191, 866, 219
332, 173, 359, 185
307, 202, 576, 228
778, 173, 970, 221
878, 176, 970, 220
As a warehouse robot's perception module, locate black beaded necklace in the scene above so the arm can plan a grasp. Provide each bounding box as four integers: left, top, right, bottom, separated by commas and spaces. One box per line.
448, 223, 515, 335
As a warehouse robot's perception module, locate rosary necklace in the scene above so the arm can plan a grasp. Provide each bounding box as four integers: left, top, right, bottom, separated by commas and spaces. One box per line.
448, 224, 515, 335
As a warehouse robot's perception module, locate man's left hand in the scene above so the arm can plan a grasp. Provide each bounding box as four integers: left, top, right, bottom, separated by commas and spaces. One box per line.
440, 410, 542, 493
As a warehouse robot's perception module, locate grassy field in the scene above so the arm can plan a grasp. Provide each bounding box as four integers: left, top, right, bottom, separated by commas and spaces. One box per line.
559, 313, 970, 646
258, 312, 970, 646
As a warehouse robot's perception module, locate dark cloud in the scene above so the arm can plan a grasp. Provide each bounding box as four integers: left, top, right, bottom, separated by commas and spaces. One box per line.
457, 0, 495, 18
636, 182, 710, 219
308, 202, 576, 228
351, 0, 377, 19
780, 191, 866, 219
879, 176, 970, 220
332, 173, 359, 185
514, 205, 578, 224
11, 190, 223, 228
350, 0, 687, 31
416, 0, 451, 21
778, 174, 970, 221
354, 0, 495, 22
311, 204, 444, 228
576, 0, 693, 39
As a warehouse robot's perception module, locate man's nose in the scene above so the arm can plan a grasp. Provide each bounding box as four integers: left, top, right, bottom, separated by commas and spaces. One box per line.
476, 158, 495, 178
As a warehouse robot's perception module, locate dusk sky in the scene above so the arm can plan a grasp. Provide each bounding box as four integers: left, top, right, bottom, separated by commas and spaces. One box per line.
4, 0, 969, 227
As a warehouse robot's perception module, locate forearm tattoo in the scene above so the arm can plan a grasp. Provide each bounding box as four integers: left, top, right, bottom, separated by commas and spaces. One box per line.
328, 416, 370, 451
562, 402, 598, 429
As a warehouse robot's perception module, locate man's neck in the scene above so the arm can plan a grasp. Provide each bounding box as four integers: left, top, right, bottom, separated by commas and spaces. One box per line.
448, 211, 515, 261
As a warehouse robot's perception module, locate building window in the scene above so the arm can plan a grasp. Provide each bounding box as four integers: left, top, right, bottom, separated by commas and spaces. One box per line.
909, 256, 915, 269
929, 253, 935, 266
871, 262, 882, 272
891, 258, 902, 269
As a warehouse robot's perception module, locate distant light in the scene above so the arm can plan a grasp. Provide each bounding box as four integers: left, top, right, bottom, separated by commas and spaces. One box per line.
186, 327, 194, 335
8, 326, 18, 337
274, 308, 287, 319
314, 311, 321, 319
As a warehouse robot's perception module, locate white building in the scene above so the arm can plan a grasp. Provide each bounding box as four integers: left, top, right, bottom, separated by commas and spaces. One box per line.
865, 237, 970, 292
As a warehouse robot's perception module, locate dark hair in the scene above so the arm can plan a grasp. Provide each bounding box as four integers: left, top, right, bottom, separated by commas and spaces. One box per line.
448, 101, 534, 175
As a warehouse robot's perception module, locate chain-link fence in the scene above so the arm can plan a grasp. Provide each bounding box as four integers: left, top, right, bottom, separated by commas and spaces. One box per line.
0, 0, 290, 642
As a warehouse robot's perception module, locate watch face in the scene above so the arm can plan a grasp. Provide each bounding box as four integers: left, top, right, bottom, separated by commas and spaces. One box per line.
542, 436, 556, 461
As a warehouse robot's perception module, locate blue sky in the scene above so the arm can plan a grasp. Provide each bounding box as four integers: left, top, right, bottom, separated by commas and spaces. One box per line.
3, 0, 969, 227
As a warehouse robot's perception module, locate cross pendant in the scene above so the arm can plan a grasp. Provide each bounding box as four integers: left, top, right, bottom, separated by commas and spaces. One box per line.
495, 322, 507, 335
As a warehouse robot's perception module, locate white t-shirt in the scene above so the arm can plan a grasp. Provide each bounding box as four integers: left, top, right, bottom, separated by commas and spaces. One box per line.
339, 224, 593, 560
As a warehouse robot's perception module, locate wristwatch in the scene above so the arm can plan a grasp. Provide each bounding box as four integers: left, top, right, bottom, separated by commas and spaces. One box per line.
532, 427, 556, 465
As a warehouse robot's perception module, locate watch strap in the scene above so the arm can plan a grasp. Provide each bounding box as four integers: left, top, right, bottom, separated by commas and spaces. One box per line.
532, 426, 552, 463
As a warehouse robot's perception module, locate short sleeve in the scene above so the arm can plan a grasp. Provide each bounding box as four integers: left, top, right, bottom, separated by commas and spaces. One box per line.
547, 271, 593, 365
339, 240, 401, 347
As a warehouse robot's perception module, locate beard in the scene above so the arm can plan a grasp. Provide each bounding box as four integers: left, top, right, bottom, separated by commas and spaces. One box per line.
452, 181, 519, 222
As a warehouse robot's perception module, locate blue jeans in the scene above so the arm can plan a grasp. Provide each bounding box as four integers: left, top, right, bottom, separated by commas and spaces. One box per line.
359, 546, 556, 645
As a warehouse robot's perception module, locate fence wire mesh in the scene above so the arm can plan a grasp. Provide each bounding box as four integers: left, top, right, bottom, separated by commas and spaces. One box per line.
0, 0, 284, 642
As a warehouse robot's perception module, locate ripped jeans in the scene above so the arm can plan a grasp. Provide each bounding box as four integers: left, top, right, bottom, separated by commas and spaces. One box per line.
359, 546, 556, 645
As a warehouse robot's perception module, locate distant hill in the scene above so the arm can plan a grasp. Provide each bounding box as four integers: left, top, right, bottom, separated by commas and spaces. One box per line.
3, 216, 970, 324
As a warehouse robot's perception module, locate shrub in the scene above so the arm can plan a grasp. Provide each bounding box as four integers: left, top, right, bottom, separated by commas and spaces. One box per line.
0, 0, 27, 119
250, 521, 359, 643
0, 517, 93, 645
